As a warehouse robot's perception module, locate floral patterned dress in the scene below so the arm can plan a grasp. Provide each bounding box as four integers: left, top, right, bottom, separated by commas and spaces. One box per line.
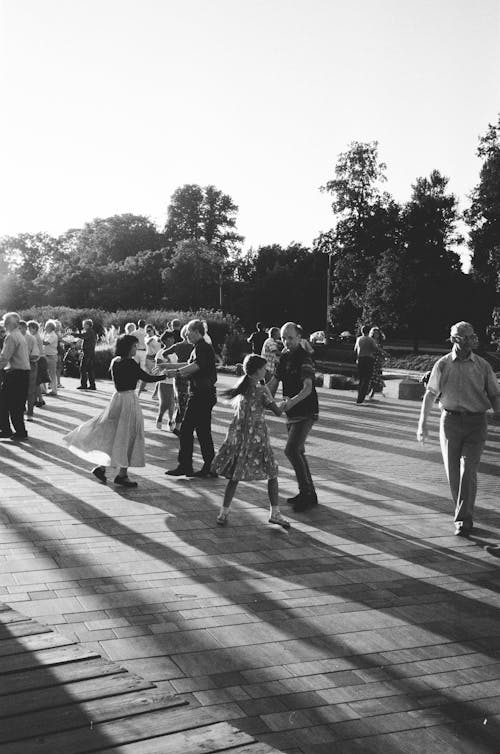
212, 383, 279, 481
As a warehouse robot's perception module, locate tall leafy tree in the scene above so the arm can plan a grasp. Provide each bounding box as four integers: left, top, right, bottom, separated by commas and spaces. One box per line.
363, 170, 463, 346
164, 184, 242, 256
0, 233, 59, 306
319, 141, 399, 331
75, 214, 162, 266
466, 115, 500, 333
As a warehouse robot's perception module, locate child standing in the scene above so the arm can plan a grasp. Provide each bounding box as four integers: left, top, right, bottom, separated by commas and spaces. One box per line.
212, 354, 290, 530
63, 334, 165, 487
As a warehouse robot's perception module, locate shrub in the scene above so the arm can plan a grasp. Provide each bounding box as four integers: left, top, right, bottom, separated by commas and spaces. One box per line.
95, 344, 114, 378
221, 330, 249, 365
18, 306, 241, 353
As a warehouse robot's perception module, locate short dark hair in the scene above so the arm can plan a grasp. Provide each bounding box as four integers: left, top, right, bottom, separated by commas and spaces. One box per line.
115, 334, 138, 358
138, 319, 146, 328
187, 319, 205, 336
257, 322, 265, 330
361, 325, 370, 336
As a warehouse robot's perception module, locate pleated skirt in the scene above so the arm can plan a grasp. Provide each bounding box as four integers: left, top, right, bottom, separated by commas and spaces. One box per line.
63, 390, 145, 468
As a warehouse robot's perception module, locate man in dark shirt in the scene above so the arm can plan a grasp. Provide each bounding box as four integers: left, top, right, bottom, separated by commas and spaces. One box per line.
165, 319, 217, 478
268, 322, 319, 512
74, 319, 97, 391
247, 322, 268, 354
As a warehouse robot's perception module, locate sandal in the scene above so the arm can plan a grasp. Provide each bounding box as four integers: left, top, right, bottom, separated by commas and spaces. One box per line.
216, 512, 229, 527
268, 513, 291, 530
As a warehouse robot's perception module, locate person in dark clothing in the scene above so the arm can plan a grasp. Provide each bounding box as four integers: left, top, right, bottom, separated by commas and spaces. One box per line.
354, 325, 377, 404
165, 319, 217, 478
169, 318, 183, 344
267, 322, 319, 512
72, 319, 97, 390
247, 322, 268, 354
63, 334, 165, 487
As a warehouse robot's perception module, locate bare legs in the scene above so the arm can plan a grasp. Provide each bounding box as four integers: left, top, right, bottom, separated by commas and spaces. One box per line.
217, 477, 289, 528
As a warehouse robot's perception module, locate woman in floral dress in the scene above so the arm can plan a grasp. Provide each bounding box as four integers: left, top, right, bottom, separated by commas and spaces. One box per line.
212, 354, 290, 529
368, 327, 386, 398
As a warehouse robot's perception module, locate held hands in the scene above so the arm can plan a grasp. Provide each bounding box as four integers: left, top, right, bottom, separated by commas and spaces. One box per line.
275, 400, 287, 415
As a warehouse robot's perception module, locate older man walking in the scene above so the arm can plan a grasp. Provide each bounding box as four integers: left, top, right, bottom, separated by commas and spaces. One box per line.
417, 321, 500, 536
268, 322, 319, 512
0, 312, 31, 440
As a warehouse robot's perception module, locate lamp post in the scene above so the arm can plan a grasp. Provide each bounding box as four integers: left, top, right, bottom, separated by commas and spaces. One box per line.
325, 252, 332, 336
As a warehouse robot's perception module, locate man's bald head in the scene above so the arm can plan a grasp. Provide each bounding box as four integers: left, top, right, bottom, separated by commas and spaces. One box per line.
281, 322, 301, 351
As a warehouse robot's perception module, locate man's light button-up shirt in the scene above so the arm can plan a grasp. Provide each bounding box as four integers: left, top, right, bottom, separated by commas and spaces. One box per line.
427, 350, 500, 413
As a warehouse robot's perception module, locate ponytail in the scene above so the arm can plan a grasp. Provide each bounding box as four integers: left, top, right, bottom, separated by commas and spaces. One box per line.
223, 374, 251, 400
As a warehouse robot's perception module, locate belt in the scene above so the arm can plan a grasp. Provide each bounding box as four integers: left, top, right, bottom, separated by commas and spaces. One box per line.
444, 409, 485, 416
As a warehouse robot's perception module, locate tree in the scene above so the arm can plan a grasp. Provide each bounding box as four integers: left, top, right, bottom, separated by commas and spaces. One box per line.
318, 142, 399, 331
466, 115, 500, 334
0, 233, 59, 306
74, 214, 162, 266
230, 244, 326, 330
162, 240, 221, 309
164, 184, 243, 256
363, 170, 463, 347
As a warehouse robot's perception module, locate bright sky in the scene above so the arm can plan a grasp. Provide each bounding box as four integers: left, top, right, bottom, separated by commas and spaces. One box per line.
1, 0, 499, 262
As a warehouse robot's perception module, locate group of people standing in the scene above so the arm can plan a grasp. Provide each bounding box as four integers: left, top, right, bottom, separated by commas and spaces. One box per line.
0, 313, 68, 439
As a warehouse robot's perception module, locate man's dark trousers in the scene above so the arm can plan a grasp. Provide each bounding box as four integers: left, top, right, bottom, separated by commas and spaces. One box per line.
178, 394, 215, 472
80, 355, 96, 389
356, 356, 374, 404
0, 369, 30, 435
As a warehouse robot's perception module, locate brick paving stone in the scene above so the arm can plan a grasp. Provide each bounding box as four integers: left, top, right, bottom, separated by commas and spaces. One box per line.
2, 375, 500, 752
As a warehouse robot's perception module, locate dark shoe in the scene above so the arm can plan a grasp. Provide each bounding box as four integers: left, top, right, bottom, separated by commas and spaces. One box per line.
172, 427, 181, 437
77, 386, 88, 390
293, 493, 318, 512
286, 493, 302, 506
35, 400, 45, 407
0, 430, 13, 439
114, 475, 138, 488
88, 386, 97, 391
193, 468, 218, 479
165, 466, 194, 477
92, 466, 107, 484
11, 433, 28, 441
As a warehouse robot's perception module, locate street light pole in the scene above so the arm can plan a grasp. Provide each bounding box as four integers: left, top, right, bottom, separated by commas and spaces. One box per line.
326, 253, 332, 335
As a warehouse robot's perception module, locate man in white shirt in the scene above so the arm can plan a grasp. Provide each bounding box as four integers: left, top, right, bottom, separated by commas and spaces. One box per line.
417, 321, 500, 536
0, 312, 31, 439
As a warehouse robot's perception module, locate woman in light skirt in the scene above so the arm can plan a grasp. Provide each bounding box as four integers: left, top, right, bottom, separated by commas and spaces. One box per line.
63, 334, 165, 487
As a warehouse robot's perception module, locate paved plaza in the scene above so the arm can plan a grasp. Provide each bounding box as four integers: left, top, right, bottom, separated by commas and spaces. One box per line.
1, 375, 500, 753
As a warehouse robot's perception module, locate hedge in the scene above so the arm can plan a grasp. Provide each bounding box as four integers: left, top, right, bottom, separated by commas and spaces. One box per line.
18, 306, 240, 352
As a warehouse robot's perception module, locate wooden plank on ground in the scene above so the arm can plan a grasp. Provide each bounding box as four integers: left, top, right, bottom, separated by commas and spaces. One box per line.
0, 691, 186, 744
0, 673, 155, 719
0, 645, 99, 675
98, 721, 254, 754
0, 611, 36, 625
0, 621, 52, 639
0, 658, 126, 696
0, 631, 75, 657
0, 705, 244, 754
217, 745, 281, 754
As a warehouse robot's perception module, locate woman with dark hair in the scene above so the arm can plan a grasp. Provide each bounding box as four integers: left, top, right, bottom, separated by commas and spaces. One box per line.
211, 354, 290, 529
63, 334, 165, 487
